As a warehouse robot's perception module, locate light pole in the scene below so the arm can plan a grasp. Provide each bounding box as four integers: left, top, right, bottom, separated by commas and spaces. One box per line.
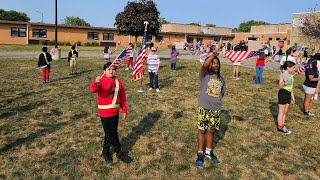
55, 0, 58, 48
36, 11, 43, 23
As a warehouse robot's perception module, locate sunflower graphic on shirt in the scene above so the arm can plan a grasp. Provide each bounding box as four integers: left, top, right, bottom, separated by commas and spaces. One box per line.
206, 78, 222, 97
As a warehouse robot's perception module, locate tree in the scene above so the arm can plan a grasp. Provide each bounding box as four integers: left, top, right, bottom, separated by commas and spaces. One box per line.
0, 9, 30, 22
300, 13, 320, 50
160, 17, 170, 24
206, 24, 216, 27
115, 0, 160, 42
189, 22, 200, 26
63, 16, 91, 27
237, 20, 270, 32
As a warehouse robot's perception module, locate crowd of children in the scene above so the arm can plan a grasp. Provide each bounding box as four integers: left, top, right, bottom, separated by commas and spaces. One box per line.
37, 41, 319, 166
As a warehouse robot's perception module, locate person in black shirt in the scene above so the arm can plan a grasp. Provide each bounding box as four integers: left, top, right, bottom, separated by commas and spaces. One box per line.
38, 47, 53, 83
302, 55, 320, 117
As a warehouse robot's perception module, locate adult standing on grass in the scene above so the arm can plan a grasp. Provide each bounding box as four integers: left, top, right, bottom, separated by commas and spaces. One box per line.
303, 55, 320, 117
147, 47, 160, 92
90, 62, 132, 164
38, 47, 52, 83
277, 61, 296, 134
196, 51, 225, 166
68, 45, 79, 75
170, 45, 179, 71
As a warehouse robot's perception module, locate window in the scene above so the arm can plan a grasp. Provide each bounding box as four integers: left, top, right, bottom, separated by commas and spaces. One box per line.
196, 38, 203, 43
11, 28, 26, 37
32, 29, 47, 38
214, 37, 220, 42
103, 33, 114, 40
155, 36, 163, 42
187, 37, 194, 44
247, 37, 259, 41
87, 32, 99, 40
147, 35, 152, 42
268, 37, 273, 41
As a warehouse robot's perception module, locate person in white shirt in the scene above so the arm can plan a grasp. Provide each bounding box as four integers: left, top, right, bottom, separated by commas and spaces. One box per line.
147, 47, 160, 92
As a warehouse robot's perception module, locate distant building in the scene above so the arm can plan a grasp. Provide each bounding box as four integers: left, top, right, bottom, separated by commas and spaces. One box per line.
0, 20, 234, 49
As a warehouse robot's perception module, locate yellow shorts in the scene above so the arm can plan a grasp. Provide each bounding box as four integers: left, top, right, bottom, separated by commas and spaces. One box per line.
197, 107, 220, 131
70, 59, 77, 67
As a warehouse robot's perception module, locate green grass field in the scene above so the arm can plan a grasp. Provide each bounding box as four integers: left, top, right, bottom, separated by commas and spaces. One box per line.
0, 57, 319, 179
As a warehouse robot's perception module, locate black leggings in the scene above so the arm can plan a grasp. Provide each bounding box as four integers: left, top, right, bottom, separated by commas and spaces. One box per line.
171, 63, 176, 70
101, 114, 121, 153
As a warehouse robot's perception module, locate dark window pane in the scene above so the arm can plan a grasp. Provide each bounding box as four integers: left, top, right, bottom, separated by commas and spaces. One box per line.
19, 28, 26, 37
156, 36, 163, 42
187, 37, 194, 44
11, 28, 18, 37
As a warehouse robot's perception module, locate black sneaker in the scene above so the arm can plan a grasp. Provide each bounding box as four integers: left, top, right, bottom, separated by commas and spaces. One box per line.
277, 126, 292, 134
102, 150, 113, 164
304, 112, 315, 117
196, 153, 204, 166
204, 151, 220, 164
116, 151, 132, 164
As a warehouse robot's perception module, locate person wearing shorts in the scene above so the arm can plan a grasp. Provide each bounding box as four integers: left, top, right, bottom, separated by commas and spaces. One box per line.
196, 51, 226, 166
303, 58, 320, 117
68, 45, 79, 75
277, 61, 296, 134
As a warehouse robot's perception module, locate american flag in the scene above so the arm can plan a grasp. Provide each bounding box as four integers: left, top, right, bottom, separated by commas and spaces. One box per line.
223, 50, 260, 63
125, 46, 133, 61
132, 31, 147, 80
110, 47, 130, 68
295, 61, 313, 74
293, 47, 302, 57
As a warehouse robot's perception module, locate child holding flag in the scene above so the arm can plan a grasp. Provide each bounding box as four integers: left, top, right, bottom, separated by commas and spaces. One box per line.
196, 51, 225, 166
90, 62, 132, 164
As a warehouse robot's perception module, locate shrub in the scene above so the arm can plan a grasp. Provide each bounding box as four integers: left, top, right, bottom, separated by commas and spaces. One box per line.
75, 41, 81, 46
84, 42, 91, 46
39, 40, 47, 45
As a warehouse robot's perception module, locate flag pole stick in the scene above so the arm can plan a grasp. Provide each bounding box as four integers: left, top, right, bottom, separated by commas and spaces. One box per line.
137, 21, 149, 93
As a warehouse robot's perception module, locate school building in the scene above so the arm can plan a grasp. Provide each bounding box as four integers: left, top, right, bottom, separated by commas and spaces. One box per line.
0, 20, 234, 49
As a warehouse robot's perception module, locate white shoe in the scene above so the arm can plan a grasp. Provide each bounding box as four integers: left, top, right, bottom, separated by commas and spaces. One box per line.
235, 77, 240, 80
156, 88, 160, 93
313, 95, 318, 100
148, 88, 153, 91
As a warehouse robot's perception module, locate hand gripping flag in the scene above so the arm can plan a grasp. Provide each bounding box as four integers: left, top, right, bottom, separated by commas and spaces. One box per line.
223, 50, 260, 63
132, 31, 147, 80
295, 61, 313, 74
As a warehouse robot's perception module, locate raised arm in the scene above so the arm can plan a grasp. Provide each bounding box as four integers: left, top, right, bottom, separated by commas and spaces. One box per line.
199, 51, 218, 76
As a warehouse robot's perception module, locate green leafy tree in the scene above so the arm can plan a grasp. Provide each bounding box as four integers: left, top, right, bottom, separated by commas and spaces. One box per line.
63, 16, 91, 27
189, 22, 200, 26
206, 24, 216, 27
115, 0, 160, 42
160, 17, 170, 24
0, 9, 30, 22
237, 20, 270, 32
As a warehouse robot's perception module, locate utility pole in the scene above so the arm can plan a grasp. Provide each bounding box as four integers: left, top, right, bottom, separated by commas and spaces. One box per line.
55, 0, 58, 48
36, 11, 43, 23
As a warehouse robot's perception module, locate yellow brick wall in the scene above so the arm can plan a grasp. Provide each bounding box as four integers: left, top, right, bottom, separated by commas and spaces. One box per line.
0, 23, 28, 45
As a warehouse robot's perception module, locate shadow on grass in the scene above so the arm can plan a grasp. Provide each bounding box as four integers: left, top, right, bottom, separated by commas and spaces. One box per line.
0, 100, 47, 119
0, 89, 50, 105
213, 110, 231, 149
175, 65, 187, 70
159, 78, 174, 89
53, 69, 95, 82
121, 110, 162, 152
269, 102, 278, 127
295, 95, 305, 113
0, 112, 88, 154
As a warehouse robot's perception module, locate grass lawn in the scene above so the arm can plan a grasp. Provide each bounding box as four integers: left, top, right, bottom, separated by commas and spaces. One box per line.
0, 57, 319, 179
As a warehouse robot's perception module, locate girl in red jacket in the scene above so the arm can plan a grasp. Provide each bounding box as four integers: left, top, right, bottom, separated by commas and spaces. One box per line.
90, 62, 132, 164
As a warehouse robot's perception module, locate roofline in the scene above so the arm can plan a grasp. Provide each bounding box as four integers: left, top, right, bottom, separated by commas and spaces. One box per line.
161, 23, 233, 30
293, 11, 320, 15
232, 32, 288, 35
159, 31, 234, 37
0, 20, 117, 31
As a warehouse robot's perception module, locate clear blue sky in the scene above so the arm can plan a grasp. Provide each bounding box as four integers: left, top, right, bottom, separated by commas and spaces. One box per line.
1, 0, 320, 28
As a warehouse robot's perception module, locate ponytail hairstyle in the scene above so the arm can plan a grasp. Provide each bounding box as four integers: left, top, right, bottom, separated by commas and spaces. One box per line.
259, 50, 266, 60
283, 61, 295, 70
